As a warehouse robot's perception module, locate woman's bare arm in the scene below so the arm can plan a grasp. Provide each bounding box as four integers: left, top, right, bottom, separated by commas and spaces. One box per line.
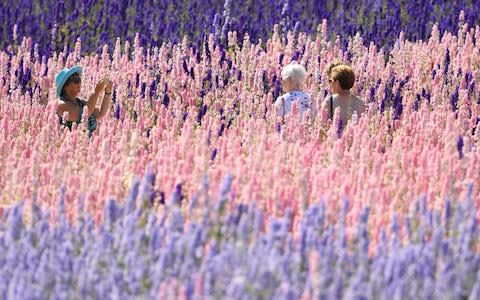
85, 91, 100, 116
86, 78, 108, 116
94, 79, 113, 119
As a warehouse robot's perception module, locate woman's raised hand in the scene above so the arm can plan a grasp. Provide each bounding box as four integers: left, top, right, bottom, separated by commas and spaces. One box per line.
105, 79, 113, 92
95, 77, 110, 94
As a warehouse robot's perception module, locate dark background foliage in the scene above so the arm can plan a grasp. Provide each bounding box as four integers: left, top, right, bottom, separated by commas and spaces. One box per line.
1, 0, 479, 55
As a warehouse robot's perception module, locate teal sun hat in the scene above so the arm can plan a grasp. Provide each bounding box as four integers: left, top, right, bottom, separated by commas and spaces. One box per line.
55, 65, 82, 98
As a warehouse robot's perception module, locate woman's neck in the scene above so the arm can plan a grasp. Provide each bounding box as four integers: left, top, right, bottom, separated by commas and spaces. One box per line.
337, 89, 350, 96
63, 95, 77, 102
286, 85, 302, 93
335, 91, 353, 105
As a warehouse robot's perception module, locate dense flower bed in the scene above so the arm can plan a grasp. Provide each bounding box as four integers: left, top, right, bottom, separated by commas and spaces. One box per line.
1, 172, 479, 299
2, 19, 479, 227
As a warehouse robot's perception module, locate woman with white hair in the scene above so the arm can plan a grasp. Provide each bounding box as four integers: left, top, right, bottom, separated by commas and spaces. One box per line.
274, 63, 311, 119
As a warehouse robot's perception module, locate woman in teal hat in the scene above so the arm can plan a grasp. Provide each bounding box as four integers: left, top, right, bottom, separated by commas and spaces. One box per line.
56, 65, 112, 133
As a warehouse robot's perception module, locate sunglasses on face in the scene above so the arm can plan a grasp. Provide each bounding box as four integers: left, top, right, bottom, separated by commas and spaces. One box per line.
67, 74, 82, 84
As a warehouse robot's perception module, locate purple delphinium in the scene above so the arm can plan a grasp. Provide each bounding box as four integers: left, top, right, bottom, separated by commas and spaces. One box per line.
0, 171, 479, 298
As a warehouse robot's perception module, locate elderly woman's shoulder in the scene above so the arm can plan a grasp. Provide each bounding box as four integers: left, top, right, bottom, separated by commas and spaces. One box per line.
299, 91, 311, 98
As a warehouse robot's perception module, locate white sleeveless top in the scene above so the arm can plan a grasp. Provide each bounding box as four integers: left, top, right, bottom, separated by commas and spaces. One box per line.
274, 91, 311, 117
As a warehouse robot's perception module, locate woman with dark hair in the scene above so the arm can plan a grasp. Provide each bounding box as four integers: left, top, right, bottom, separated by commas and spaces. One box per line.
55, 65, 112, 133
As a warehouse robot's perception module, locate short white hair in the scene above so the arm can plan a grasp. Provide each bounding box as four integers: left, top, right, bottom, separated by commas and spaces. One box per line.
281, 63, 307, 85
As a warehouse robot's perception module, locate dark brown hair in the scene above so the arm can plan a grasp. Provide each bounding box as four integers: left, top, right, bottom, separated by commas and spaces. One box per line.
326, 61, 342, 77
331, 65, 355, 90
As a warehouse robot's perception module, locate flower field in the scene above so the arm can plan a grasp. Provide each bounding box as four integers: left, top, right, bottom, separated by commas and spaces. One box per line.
1, 1, 480, 299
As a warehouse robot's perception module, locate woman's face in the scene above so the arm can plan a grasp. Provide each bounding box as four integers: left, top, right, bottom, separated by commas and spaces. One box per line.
282, 77, 295, 92
328, 76, 341, 94
63, 73, 82, 99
